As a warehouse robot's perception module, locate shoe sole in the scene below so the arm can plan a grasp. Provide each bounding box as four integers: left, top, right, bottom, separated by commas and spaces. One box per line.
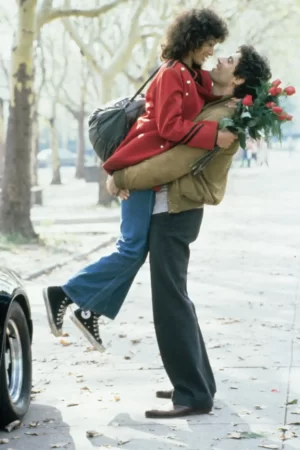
145, 408, 211, 419
43, 288, 62, 337
70, 312, 106, 353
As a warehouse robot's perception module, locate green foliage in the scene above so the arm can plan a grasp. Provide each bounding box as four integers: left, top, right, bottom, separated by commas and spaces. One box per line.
220, 80, 294, 149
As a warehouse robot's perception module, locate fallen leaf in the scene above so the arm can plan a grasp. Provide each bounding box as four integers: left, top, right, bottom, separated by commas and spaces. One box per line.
291, 411, 300, 415
0, 439, 9, 445
124, 356, 131, 360
86, 430, 103, 438
131, 339, 141, 345
60, 339, 72, 347
259, 445, 279, 449
5, 420, 21, 432
80, 387, 90, 392
118, 439, 131, 446
271, 389, 280, 393
227, 431, 263, 439
114, 395, 120, 402
67, 403, 79, 407
25, 432, 39, 436
289, 422, 300, 426
51, 443, 69, 448
28, 421, 40, 428
31, 388, 42, 394
227, 432, 242, 439
240, 431, 263, 439
61, 332, 69, 337
221, 319, 241, 325
84, 347, 96, 352
287, 399, 298, 405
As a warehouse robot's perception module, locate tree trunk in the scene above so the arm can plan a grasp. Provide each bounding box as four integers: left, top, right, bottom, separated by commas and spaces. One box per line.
75, 111, 85, 179
31, 98, 39, 186
0, 0, 38, 238
0, 98, 4, 179
50, 116, 62, 185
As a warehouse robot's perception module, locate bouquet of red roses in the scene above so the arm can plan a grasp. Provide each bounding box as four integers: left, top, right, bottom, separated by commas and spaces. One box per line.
191, 80, 296, 175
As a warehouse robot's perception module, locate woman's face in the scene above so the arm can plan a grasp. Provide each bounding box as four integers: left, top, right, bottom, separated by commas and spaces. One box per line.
191, 39, 218, 66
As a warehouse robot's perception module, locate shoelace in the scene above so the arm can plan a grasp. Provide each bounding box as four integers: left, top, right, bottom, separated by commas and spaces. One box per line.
56, 298, 69, 325
92, 315, 101, 341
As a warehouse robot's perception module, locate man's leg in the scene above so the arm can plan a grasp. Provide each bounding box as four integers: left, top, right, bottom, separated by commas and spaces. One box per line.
43, 190, 154, 340
148, 209, 215, 414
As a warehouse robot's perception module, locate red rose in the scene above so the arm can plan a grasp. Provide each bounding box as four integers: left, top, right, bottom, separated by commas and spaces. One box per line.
268, 87, 278, 96
272, 106, 283, 115
284, 86, 296, 96
272, 79, 281, 87
242, 95, 253, 106
276, 87, 282, 94
266, 102, 275, 108
277, 114, 288, 121
286, 114, 293, 121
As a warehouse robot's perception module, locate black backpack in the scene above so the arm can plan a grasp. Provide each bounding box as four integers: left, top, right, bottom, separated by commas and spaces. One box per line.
88, 68, 159, 162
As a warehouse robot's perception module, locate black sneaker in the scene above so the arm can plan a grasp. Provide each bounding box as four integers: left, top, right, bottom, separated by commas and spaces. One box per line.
70, 309, 105, 353
43, 287, 73, 337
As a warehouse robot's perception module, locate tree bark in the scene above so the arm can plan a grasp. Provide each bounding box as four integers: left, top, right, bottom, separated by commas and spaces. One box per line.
75, 110, 85, 179
0, 98, 4, 179
49, 114, 62, 185
1, 0, 38, 238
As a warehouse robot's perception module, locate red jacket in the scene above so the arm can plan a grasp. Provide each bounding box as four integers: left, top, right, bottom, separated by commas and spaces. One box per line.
103, 60, 219, 173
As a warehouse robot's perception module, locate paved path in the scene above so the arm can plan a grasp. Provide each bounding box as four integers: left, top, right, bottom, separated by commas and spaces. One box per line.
1, 151, 300, 449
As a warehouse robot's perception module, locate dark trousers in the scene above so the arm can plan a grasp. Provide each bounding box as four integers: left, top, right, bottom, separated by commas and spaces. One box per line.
149, 209, 216, 409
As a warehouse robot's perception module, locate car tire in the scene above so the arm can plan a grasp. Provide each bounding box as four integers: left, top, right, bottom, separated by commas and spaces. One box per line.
0, 301, 32, 427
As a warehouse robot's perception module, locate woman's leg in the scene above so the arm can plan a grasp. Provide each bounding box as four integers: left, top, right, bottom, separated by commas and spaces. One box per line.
148, 209, 215, 411
43, 190, 154, 340
63, 189, 154, 318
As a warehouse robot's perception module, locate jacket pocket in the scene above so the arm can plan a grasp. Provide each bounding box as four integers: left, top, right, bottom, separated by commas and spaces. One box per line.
178, 174, 214, 205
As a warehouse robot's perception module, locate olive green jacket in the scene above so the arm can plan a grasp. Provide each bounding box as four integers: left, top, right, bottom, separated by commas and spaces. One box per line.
113, 97, 239, 213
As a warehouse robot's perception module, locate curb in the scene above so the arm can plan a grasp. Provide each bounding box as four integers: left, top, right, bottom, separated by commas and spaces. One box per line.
24, 235, 116, 281
32, 215, 119, 227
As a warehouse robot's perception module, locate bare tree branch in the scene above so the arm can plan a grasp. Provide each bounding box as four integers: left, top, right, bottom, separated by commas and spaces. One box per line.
0, 57, 9, 87
37, 0, 128, 30
63, 1, 146, 79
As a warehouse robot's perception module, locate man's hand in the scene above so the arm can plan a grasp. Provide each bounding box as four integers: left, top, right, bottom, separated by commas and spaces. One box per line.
106, 175, 130, 200
216, 130, 237, 149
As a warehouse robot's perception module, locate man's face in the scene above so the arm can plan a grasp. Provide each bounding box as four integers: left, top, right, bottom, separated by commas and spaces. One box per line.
210, 53, 241, 87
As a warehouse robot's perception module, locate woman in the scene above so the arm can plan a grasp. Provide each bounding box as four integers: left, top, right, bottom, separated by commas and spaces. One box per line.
43, 8, 235, 352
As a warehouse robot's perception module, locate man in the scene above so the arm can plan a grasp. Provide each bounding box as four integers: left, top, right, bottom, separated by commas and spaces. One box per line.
107, 46, 271, 418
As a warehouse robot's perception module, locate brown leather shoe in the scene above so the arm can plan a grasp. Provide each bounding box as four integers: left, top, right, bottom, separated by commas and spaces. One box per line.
145, 404, 212, 419
156, 389, 173, 399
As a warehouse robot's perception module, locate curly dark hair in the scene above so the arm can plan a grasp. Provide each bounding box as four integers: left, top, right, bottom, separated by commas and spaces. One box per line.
234, 45, 272, 99
161, 8, 228, 61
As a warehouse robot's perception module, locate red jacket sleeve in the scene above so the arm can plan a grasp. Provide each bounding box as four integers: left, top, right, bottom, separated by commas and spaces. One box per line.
154, 68, 218, 150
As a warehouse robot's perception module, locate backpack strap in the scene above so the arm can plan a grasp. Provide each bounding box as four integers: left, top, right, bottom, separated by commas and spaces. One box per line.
128, 66, 161, 103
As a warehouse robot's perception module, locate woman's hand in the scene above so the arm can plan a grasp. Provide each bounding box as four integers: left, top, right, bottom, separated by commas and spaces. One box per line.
106, 175, 130, 200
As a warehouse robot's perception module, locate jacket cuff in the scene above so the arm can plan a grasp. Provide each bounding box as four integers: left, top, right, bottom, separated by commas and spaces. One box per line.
202, 121, 219, 150
113, 170, 126, 189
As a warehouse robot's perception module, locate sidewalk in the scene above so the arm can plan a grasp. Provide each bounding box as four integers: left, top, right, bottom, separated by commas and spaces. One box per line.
31, 167, 120, 226
1, 151, 300, 449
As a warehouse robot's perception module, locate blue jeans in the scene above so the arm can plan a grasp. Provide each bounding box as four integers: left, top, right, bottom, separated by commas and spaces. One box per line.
62, 190, 155, 319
